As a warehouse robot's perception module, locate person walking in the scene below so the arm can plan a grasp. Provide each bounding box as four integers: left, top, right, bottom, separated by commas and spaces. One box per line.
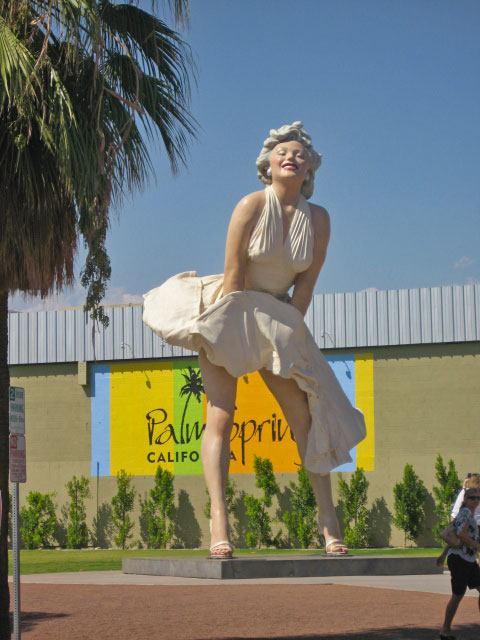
440, 487, 480, 640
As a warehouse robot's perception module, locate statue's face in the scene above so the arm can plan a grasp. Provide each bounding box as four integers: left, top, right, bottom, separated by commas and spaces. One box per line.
269, 140, 310, 183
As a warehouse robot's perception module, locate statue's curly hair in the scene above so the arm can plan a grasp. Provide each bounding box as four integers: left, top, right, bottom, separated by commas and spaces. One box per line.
255, 121, 322, 199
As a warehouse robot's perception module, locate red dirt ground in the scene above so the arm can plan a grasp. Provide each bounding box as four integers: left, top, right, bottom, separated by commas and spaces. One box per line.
9, 583, 480, 640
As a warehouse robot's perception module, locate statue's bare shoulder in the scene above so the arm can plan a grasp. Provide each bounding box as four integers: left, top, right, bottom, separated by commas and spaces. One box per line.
309, 203, 331, 244
229, 190, 266, 235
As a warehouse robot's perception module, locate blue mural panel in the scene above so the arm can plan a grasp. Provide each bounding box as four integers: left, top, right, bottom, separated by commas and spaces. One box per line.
91, 364, 110, 475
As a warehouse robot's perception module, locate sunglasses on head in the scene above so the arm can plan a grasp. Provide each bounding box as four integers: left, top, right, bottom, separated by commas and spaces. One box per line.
466, 496, 480, 501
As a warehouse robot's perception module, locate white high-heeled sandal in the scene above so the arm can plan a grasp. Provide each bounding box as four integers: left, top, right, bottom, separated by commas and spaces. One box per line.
325, 538, 348, 556
208, 519, 234, 558
209, 540, 234, 558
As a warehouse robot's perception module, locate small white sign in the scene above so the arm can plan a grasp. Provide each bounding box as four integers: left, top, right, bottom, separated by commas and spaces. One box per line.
9, 387, 25, 435
10, 434, 26, 483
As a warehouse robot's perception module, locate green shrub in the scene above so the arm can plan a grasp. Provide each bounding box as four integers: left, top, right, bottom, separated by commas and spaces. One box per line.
245, 456, 281, 548
65, 475, 91, 549
140, 465, 175, 548
111, 469, 136, 549
20, 491, 57, 549
282, 466, 321, 548
393, 464, 426, 546
432, 454, 462, 540
338, 468, 371, 548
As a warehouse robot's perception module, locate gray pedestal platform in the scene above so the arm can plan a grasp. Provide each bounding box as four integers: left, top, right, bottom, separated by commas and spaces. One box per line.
122, 555, 442, 580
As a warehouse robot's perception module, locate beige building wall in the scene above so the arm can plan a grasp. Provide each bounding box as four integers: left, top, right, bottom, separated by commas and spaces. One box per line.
10, 340, 480, 548
360, 341, 480, 546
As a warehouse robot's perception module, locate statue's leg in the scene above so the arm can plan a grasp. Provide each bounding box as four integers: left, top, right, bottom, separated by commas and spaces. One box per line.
259, 369, 345, 551
199, 349, 237, 553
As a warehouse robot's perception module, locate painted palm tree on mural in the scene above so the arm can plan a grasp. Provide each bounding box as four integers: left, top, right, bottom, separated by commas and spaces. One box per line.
179, 366, 204, 444
0, 1, 196, 634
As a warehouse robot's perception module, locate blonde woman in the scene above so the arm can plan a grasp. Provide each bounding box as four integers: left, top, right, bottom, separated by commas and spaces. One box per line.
144, 122, 366, 557
452, 474, 480, 523
437, 473, 480, 568
440, 487, 480, 639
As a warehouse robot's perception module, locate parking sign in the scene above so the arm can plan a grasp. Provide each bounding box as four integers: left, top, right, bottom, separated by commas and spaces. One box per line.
9, 387, 25, 435
10, 434, 26, 483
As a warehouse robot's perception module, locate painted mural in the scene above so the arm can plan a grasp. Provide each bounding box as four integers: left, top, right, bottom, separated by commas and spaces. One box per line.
91, 355, 375, 476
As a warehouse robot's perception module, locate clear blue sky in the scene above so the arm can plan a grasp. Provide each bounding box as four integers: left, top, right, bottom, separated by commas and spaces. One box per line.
10, 0, 480, 310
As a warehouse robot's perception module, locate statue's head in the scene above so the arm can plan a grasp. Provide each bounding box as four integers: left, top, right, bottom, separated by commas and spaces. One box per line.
256, 121, 322, 199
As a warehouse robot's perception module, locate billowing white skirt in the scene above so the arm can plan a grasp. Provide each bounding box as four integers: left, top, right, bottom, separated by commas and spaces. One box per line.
143, 271, 366, 474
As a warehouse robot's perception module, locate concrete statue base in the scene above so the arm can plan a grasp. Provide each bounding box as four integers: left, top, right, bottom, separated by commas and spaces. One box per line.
123, 554, 442, 580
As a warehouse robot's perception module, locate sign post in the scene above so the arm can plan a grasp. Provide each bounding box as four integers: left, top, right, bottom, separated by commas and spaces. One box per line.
9, 386, 26, 640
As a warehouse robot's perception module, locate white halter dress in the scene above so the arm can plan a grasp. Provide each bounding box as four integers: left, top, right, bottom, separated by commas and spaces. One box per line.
143, 186, 366, 473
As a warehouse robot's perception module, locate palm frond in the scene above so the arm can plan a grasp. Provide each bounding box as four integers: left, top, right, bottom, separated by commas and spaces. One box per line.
161, 0, 189, 29
100, 3, 194, 91
0, 0, 196, 303
104, 50, 195, 172
132, 0, 190, 30
0, 16, 36, 102
0, 134, 77, 296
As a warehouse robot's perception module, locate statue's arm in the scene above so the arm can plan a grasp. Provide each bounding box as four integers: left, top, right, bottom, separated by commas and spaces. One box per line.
223, 191, 265, 295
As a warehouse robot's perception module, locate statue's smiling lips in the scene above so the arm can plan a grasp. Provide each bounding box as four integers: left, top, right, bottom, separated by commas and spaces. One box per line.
281, 162, 298, 170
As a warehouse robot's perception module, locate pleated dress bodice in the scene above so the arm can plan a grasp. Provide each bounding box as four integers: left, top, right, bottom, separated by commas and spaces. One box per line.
245, 186, 314, 296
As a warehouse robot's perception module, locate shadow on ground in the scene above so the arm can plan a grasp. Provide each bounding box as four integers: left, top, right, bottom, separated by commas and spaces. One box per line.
207, 625, 479, 640
11, 611, 70, 633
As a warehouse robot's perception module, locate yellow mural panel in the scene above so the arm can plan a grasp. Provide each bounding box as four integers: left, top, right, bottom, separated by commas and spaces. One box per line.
230, 372, 299, 473
355, 354, 375, 471
110, 362, 174, 475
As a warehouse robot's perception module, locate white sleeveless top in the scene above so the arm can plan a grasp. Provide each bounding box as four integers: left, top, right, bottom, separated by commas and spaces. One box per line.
245, 186, 314, 296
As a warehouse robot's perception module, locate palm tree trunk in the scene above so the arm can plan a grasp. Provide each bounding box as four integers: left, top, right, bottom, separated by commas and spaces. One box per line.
0, 291, 11, 638
180, 392, 192, 445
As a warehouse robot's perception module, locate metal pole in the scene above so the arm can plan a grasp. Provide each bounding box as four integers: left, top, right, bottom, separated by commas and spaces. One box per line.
96, 461, 99, 523
12, 482, 21, 640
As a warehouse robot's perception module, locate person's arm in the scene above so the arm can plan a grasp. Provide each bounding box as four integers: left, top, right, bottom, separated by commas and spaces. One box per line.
223, 191, 265, 295
457, 517, 480, 551
475, 506, 480, 526
291, 204, 330, 316
451, 489, 465, 519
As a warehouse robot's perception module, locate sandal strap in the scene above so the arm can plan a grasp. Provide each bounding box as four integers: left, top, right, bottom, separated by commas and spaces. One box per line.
326, 539, 348, 551
210, 541, 233, 552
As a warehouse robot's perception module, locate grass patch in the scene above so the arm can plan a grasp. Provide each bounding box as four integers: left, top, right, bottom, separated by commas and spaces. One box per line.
9, 547, 443, 575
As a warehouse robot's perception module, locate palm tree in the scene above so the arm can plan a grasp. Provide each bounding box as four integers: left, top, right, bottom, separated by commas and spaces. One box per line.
179, 366, 204, 444
0, 1, 196, 634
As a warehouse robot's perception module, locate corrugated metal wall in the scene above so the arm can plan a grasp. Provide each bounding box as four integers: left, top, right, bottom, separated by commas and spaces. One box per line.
8, 284, 480, 365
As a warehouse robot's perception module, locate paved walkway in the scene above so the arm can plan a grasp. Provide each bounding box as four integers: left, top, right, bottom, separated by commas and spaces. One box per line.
9, 569, 480, 639
10, 568, 472, 595
9, 567, 480, 597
